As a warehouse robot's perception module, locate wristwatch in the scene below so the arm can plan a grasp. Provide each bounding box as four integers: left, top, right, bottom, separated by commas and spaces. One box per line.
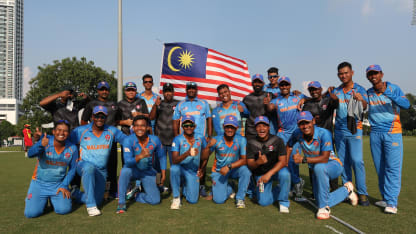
227, 164, 232, 170
302, 157, 307, 164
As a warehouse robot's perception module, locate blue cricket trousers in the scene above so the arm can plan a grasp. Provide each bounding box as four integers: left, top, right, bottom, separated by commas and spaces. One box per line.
211, 165, 251, 204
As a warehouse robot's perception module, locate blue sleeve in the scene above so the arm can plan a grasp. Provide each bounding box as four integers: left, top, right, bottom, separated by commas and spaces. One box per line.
172, 137, 180, 152
238, 101, 250, 116
69, 128, 79, 145
357, 86, 369, 103
155, 137, 166, 170
204, 101, 211, 118
287, 130, 300, 147
211, 108, 222, 136
28, 139, 44, 158
60, 146, 78, 188
239, 136, 247, 156
384, 84, 410, 109
114, 127, 127, 143
320, 129, 333, 152
209, 136, 220, 152
201, 136, 207, 149
172, 102, 181, 120
122, 137, 136, 168
271, 98, 278, 107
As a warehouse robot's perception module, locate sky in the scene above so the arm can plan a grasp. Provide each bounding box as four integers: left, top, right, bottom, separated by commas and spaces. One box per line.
23, 0, 416, 96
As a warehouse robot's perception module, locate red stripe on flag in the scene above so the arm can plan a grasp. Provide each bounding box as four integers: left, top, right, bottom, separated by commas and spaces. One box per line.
205, 70, 252, 87
159, 82, 248, 99
206, 61, 250, 78
208, 49, 246, 64
207, 55, 249, 72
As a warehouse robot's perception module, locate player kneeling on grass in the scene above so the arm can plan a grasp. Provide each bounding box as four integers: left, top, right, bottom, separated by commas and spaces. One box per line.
24, 120, 78, 218
170, 115, 207, 209
246, 116, 291, 213
204, 115, 251, 208
287, 111, 358, 220
116, 115, 165, 214
70, 106, 126, 216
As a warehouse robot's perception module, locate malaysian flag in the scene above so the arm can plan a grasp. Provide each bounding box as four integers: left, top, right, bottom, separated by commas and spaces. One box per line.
159, 42, 252, 106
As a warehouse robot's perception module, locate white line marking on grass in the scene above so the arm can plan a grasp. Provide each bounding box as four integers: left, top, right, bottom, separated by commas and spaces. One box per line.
305, 199, 365, 234
325, 225, 343, 234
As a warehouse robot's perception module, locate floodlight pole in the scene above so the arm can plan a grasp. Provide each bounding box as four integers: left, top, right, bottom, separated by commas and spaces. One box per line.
117, 0, 123, 101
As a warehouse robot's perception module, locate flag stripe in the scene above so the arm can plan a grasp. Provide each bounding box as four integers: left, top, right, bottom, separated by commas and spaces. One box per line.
207, 55, 249, 72
208, 49, 247, 65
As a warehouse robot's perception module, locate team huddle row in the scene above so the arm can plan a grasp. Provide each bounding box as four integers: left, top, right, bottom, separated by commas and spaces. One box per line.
24, 62, 410, 220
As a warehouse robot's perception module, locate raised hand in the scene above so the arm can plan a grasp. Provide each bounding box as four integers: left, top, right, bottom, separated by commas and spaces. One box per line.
263, 93, 271, 105
155, 96, 162, 106
292, 149, 303, 164
257, 151, 268, 165
41, 133, 49, 147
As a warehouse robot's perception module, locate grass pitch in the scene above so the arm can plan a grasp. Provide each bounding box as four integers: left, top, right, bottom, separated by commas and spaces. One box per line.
1, 137, 415, 233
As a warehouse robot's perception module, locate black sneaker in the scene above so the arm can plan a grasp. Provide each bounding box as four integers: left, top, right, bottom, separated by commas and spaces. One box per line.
359, 194, 370, 206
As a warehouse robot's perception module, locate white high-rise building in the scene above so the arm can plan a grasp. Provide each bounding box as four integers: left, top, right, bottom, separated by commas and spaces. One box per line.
0, 0, 23, 125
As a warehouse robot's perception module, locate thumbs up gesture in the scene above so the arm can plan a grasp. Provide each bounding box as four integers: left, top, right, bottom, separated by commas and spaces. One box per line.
292, 148, 303, 164
41, 133, 49, 147
257, 151, 268, 165
155, 96, 162, 106
263, 93, 271, 105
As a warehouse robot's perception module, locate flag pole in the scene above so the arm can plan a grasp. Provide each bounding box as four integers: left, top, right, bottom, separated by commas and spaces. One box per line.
117, 0, 123, 101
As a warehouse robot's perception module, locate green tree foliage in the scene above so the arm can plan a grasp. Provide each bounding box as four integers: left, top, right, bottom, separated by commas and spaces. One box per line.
0, 120, 17, 141
401, 93, 416, 131
22, 57, 116, 127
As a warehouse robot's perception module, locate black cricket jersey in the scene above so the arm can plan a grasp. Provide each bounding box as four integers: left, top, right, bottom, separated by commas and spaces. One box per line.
243, 91, 273, 138
302, 96, 337, 131
117, 98, 149, 135
43, 98, 88, 131
246, 135, 286, 176
81, 99, 119, 126
155, 99, 179, 145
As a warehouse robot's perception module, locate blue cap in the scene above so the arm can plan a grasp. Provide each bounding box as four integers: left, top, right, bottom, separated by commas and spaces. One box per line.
124, 82, 137, 90
308, 81, 321, 89
97, 81, 110, 89
182, 115, 195, 124
254, 116, 270, 126
297, 111, 313, 123
251, 74, 264, 82
93, 105, 108, 116
278, 76, 291, 84
223, 115, 239, 128
366, 64, 382, 74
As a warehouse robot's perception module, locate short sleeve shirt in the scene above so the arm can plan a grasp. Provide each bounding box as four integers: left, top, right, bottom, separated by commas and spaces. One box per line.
211, 100, 248, 136
171, 134, 207, 171
117, 98, 149, 135
210, 135, 247, 172
155, 99, 179, 145
173, 97, 211, 136
81, 99, 119, 126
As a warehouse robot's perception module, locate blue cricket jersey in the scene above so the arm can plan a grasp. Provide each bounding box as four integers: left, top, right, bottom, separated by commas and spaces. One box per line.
264, 84, 280, 97
210, 134, 247, 172
173, 97, 211, 136
122, 134, 166, 171
288, 127, 342, 168
271, 93, 305, 134
138, 91, 158, 131
367, 82, 410, 133
28, 136, 78, 188
331, 83, 368, 134
171, 133, 207, 171
70, 123, 126, 170
211, 100, 249, 136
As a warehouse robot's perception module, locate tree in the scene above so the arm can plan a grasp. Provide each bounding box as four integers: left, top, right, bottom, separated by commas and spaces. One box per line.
400, 93, 416, 131
0, 120, 17, 142
22, 57, 117, 127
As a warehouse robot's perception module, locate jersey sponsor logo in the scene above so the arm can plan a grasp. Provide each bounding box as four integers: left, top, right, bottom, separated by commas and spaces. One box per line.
46, 160, 67, 166
392, 142, 399, 146
105, 135, 111, 141
219, 147, 225, 151
278, 102, 284, 107
196, 105, 202, 110
86, 145, 110, 150
185, 111, 201, 116
124, 147, 131, 152
220, 153, 235, 157
172, 142, 176, 147
268, 145, 274, 151
84, 137, 91, 141
65, 152, 71, 159
136, 105, 141, 109
148, 145, 154, 150
356, 136, 361, 139
324, 142, 331, 146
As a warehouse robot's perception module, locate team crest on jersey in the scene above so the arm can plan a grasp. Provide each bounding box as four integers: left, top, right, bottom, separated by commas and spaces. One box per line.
196, 141, 201, 147
172, 106, 176, 110
322, 105, 327, 110
27, 193, 32, 200
149, 145, 154, 150
196, 105, 202, 110
183, 143, 188, 148
105, 135, 110, 141
313, 141, 319, 147
47, 151, 52, 156
136, 105, 141, 109
233, 145, 238, 151
65, 152, 71, 159
111, 105, 116, 110
232, 105, 236, 109
84, 137, 91, 141
135, 147, 139, 151
218, 109, 222, 113
293, 98, 298, 103
268, 145, 274, 151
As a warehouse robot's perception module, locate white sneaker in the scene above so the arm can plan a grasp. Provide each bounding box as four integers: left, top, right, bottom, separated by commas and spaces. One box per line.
170, 197, 181, 210
344, 182, 358, 206
87, 206, 101, 216
317, 206, 330, 220
375, 200, 387, 208
236, 199, 245, 208
279, 204, 289, 213
384, 206, 397, 214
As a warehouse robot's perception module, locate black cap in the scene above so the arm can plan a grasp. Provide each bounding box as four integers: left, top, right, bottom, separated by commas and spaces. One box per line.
163, 83, 174, 92
186, 82, 197, 90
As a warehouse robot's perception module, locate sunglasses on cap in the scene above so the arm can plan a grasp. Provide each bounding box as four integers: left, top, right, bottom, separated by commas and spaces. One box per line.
182, 123, 195, 128
268, 75, 279, 79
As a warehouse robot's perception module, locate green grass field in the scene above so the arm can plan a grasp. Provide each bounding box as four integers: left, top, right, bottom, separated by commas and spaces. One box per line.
1, 137, 415, 233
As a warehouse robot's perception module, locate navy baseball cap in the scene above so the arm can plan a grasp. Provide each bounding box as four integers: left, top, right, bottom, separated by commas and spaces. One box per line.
182, 115, 195, 124
251, 74, 264, 83
254, 116, 270, 126
93, 105, 108, 116
278, 76, 291, 85
223, 115, 239, 128
366, 64, 382, 74
186, 82, 197, 90
308, 81, 322, 89
163, 83, 174, 92
97, 81, 110, 89
297, 111, 313, 123
124, 82, 137, 90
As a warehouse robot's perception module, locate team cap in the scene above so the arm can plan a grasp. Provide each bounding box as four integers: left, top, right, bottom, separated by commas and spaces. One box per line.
278, 76, 291, 84
251, 74, 264, 83
297, 111, 313, 123
97, 81, 110, 89
93, 105, 108, 116
163, 83, 174, 92
366, 64, 382, 74
182, 115, 195, 124
223, 115, 239, 128
254, 116, 270, 126
124, 82, 137, 90
308, 81, 321, 89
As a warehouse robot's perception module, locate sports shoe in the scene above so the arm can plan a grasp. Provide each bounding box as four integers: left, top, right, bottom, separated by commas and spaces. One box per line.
87, 206, 101, 216
316, 206, 330, 220
24, 152, 28, 157
358, 194, 370, 206
116, 204, 126, 214
375, 200, 387, 208
384, 206, 397, 214
199, 185, 208, 197
236, 199, 245, 208
294, 178, 305, 198
170, 197, 181, 210
279, 204, 289, 213
344, 182, 358, 206
126, 185, 141, 200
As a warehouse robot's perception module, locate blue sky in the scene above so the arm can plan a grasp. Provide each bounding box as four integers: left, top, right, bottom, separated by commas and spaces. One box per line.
24, 0, 416, 96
